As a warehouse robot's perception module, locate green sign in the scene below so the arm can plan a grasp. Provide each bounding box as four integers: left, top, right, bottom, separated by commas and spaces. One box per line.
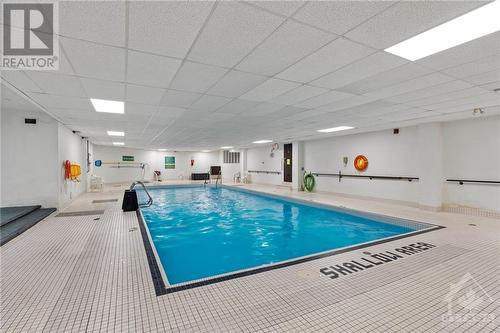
165, 156, 175, 169
122, 155, 134, 162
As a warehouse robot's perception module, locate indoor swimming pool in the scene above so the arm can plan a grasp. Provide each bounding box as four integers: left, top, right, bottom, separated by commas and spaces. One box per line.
139, 186, 437, 287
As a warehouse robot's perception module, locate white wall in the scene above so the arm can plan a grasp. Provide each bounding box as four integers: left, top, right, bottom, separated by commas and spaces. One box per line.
443, 115, 500, 211
303, 127, 420, 204
246, 145, 284, 185
58, 124, 87, 208
1, 107, 60, 207
92, 145, 220, 183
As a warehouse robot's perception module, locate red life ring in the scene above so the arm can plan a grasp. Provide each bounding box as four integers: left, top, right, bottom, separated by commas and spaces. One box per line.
354, 155, 368, 172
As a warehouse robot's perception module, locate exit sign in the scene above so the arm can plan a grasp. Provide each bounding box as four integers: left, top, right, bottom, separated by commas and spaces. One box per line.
122, 155, 134, 162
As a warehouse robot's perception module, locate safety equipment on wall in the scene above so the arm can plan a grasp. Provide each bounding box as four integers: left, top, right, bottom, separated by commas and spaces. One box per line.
64, 160, 81, 182
191, 158, 195, 167
270, 143, 279, 157
304, 172, 315, 192
354, 155, 368, 172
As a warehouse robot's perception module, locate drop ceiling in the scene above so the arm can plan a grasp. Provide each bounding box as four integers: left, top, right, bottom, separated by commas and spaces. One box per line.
1, 0, 499, 150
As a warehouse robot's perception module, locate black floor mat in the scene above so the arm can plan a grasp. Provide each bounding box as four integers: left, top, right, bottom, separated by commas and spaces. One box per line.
1, 208, 56, 246
0, 205, 41, 226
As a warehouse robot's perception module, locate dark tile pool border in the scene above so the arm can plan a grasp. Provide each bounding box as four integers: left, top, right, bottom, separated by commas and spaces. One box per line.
135, 188, 445, 296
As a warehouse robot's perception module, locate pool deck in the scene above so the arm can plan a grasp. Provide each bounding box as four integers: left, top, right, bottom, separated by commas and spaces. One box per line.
1, 181, 499, 332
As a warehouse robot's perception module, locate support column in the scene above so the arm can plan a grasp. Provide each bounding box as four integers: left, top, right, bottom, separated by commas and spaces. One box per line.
417, 123, 444, 210
292, 141, 304, 191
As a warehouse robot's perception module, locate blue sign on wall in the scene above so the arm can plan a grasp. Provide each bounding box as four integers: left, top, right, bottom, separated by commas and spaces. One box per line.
95, 160, 102, 167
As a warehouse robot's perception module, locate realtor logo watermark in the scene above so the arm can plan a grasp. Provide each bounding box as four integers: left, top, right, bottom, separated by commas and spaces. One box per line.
1, 2, 59, 70
442, 273, 495, 324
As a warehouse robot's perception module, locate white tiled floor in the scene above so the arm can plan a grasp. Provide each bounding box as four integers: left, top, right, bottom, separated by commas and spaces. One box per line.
1, 182, 499, 332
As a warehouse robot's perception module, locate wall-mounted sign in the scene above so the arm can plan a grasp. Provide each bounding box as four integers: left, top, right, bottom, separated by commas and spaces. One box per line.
94, 160, 102, 167
122, 155, 134, 162
165, 156, 175, 169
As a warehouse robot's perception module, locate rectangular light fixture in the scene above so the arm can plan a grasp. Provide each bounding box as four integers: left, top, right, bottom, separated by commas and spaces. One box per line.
112, 142, 124, 146
317, 126, 354, 133
385, 1, 500, 61
253, 140, 272, 144
107, 131, 124, 137
221, 146, 233, 149
90, 98, 124, 114
158, 148, 167, 151
201, 150, 211, 153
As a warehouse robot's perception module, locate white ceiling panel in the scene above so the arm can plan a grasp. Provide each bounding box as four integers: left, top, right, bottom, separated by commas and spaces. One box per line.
337, 63, 432, 95
61, 38, 125, 82
127, 50, 181, 87
442, 55, 500, 79
310, 52, 407, 89
462, 70, 500, 86
80, 78, 126, 101
208, 70, 267, 98
293, 1, 395, 35
248, 1, 305, 17
236, 20, 334, 76
60, 1, 126, 47
126, 84, 165, 105
386, 80, 473, 104
345, 1, 488, 49
29, 93, 93, 110
270, 85, 328, 106
416, 31, 500, 70
405, 87, 490, 108
26, 72, 86, 97
156, 106, 186, 119
1, 71, 43, 93
317, 95, 379, 113
159, 90, 202, 108
215, 99, 260, 114
125, 103, 158, 116
277, 38, 375, 83
380, 110, 440, 123
296, 90, 354, 109
170, 61, 227, 93
128, 1, 213, 58
240, 78, 301, 102
425, 93, 500, 114
479, 81, 500, 92
285, 109, 327, 121
188, 2, 284, 67
190, 95, 232, 112
363, 72, 455, 100
244, 102, 285, 116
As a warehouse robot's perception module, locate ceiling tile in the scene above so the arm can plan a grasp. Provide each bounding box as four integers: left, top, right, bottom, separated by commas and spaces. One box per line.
270, 85, 328, 106
345, 1, 488, 49
159, 90, 202, 108
29, 93, 93, 110
236, 20, 335, 76
310, 52, 408, 89
170, 61, 227, 93
61, 37, 126, 82
207, 70, 267, 98
405, 87, 489, 108
317, 95, 379, 113
215, 99, 260, 114
190, 95, 232, 112
188, 2, 284, 67
386, 80, 473, 104
128, 1, 213, 58
293, 1, 395, 35
240, 78, 301, 102
442, 54, 500, 79
156, 106, 186, 119
462, 70, 500, 86
245, 102, 285, 116
80, 78, 126, 101
125, 102, 158, 116
277, 38, 375, 83
248, 1, 304, 16
127, 50, 181, 87
125, 84, 165, 105
0, 71, 43, 93
26, 72, 86, 97
337, 63, 432, 95
60, 1, 126, 47
285, 109, 327, 121
296, 90, 354, 109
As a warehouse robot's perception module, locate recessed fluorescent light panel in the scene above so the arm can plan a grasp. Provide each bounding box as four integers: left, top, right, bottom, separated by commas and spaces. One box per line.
107, 131, 124, 136
112, 142, 124, 146
317, 126, 354, 133
221, 146, 233, 149
158, 149, 167, 151
253, 140, 272, 144
90, 98, 124, 114
385, 0, 500, 61
201, 150, 211, 153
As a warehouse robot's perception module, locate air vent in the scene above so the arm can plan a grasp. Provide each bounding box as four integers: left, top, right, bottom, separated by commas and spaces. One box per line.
24, 118, 36, 124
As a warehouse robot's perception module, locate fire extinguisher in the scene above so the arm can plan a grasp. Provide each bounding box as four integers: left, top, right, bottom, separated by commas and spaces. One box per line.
191, 158, 194, 167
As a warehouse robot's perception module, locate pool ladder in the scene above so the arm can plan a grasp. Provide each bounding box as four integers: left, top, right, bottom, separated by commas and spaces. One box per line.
215, 173, 222, 188
130, 181, 153, 207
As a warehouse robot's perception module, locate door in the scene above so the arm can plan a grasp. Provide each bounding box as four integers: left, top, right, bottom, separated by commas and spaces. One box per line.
283, 143, 292, 182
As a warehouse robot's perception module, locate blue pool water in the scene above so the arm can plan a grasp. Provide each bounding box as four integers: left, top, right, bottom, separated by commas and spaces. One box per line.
139, 186, 419, 285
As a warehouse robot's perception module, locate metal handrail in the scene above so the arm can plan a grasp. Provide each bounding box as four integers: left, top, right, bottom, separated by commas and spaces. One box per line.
130, 181, 153, 207
215, 173, 222, 188
446, 179, 500, 185
311, 171, 418, 182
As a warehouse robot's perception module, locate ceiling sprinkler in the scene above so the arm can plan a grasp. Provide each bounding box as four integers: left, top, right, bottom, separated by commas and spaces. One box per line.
472, 108, 485, 116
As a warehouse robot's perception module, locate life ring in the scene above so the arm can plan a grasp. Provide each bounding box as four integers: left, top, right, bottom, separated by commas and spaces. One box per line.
354, 155, 368, 172
304, 173, 315, 192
